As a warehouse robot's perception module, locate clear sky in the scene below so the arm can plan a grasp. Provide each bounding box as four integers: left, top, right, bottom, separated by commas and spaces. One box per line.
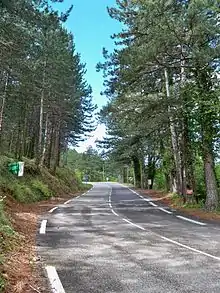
55, 0, 121, 152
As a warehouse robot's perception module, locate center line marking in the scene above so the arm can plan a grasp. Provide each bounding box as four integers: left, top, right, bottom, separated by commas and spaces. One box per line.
39, 220, 47, 234
176, 215, 206, 226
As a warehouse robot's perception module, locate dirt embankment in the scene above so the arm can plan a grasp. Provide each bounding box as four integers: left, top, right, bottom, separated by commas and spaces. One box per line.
2, 193, 79, 293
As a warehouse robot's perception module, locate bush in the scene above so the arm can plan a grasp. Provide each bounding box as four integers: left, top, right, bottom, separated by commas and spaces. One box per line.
56, 167, 80, 192
31, 180, 52, 200
13, 183, 34, 203
154, 170, 166, 190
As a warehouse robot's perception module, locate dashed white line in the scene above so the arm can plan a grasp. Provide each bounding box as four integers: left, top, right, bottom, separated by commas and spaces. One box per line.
46, 266, 66, 293
39, 220, 47, 234
176, 215, 206, 226
64, 199, 72, 205
49, 207, 58, 213
159, 207, 173, 214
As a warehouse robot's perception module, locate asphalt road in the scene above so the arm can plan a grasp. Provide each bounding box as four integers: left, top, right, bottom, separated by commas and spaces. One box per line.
39, 183, 220, 293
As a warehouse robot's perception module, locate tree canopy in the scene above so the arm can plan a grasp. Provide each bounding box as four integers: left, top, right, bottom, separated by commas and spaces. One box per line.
0, 0, 96, 172
98, 0, 220, 211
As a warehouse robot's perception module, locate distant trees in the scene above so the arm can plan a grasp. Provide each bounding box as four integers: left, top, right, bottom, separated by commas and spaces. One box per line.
0, 0, 96, 172
98, 0, 220, 211
63, 147, 120, 182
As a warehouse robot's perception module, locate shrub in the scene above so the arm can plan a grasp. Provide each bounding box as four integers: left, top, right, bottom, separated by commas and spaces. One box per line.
13, 184, 34, 203
31, 180, 52, 200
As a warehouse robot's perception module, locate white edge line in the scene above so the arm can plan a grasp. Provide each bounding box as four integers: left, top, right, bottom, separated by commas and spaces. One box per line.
122, 218, 145, 230
49, 207, 58, 213
176, 215, 206, 226
158, 207, 173, 214
143, 198, 151, 202
112, 209, 119, 217
119, 184, 219, 261
39, 220, 47, 234
120, 215, 220, 261
160, 235, 220, 261
149, 201, 158, 207
46, 266, 66, 293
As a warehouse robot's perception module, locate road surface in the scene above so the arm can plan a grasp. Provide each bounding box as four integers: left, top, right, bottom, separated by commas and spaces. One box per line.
39, 183, 220, 293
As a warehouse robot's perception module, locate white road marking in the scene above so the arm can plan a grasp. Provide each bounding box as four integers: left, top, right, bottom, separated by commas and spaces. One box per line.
49, 207, 58, 213
149, 201, 158, 207
64, 199, 72, 205
159, 235, 220, 261
46, 266, 66, 293
40, 220, 47, 234
109, 184, 218, 261
158, 207, 173, 214
119, 213, 220, 261
122, 218, 146, 231
176, 215, 206, 226
112, 209, 119, 217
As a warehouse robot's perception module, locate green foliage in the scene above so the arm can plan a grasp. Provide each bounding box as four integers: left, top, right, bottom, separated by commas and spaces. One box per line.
154, 170, 166, 190
61, 148, 120, 183
56, 167, 80, 192
0, 155, 86, 203
31, 180, 52, 200
0, 276, 5, 292
97, 0, 220, 209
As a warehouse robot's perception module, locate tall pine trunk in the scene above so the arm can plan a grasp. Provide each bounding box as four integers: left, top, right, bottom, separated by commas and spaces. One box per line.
164, 68, 182, 194
0, 72, 9, 146
36, 59, 46, 166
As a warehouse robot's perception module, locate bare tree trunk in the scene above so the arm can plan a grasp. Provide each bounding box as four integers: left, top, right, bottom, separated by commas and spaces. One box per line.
36, 59, 46, 166
0, 72, 8, 132
0, 72, 9, 147
204, 151, 218, 211
40, 112, 49, 166
164, 68, 182, 194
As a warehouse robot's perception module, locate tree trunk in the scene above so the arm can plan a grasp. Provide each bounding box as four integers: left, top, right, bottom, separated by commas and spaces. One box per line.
132, 156, 141, 188
0, 72, 9, 146
40, 112, 49, 166
36, 59, 46, 166
164, 68, 182, 194
204, 151, 218, 211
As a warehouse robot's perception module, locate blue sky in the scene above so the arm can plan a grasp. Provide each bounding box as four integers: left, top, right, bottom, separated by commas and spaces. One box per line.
54, 0, 121, 152
55, 0, 121, 109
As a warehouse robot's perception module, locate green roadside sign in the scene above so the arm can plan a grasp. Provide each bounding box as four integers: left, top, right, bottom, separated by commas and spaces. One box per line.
8, 162, 19, 175
8, 162, 24, 176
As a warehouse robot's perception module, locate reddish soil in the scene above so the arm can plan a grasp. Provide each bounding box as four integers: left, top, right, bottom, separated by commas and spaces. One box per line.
2, 192, 80, 293
137, 189, 220, 222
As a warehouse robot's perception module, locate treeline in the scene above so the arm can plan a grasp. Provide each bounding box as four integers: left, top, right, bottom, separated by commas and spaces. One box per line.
98, 0, 220, 211
0, 0, 95, 172
62, 147, 120, 182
